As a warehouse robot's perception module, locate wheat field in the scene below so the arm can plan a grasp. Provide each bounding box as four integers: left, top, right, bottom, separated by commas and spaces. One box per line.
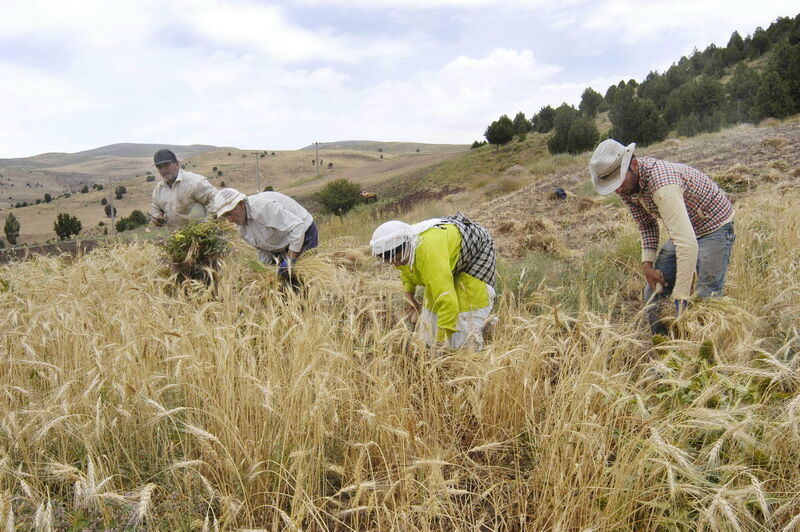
1, 185, 799, 530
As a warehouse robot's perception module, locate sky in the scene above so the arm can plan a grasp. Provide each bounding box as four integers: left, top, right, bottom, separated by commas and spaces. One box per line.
1, 0, 797, 158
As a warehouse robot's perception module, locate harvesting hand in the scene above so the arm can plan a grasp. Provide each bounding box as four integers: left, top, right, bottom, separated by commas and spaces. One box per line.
404, 291, 421, 324
277, 257, 295, 279
643, 262, 666, 292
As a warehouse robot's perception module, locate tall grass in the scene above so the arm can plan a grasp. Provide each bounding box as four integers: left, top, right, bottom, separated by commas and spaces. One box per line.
0, 189, 799, 530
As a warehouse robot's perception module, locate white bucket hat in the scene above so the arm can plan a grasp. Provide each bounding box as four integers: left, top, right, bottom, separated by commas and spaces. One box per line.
589, 139, 636, 195
213, 187, 246, 217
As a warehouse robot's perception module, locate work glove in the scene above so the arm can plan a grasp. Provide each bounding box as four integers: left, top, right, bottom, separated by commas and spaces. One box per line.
277, 257, 295, 279
674, 299, 688, 316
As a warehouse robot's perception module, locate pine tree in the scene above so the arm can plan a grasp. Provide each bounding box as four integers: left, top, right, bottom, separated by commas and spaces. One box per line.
512, 112, 531, 135
53, 213, 82, 241
4, 213, 20, 245
484, 115, 515, 148
531, 106, 555, 133
754, 71, 794, 119
578, 87, 604, 118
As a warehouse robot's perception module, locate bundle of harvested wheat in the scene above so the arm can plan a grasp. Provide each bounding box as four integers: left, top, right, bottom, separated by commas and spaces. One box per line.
162, 219, 233, 284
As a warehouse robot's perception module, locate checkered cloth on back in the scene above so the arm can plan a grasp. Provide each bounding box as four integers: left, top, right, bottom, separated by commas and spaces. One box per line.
440, 212, 496, 287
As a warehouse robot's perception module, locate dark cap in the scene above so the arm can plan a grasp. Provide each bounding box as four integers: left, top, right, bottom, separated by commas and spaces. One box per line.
153, 149, 178, 165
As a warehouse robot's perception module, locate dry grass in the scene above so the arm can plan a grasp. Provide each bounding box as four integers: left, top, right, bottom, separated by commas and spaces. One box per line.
1, 182, 800, 530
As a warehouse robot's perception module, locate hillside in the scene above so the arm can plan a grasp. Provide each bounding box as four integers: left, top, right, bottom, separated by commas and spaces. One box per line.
301, 140, 466, 154
0, 141, 467, 245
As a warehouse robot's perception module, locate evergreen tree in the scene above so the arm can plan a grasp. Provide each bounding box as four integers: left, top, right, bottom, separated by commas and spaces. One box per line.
663, 76, 726, 133
637, 71, 670, 110
726, 64, 760, 123
767, 41, 800, 114
676, 113, 702, 137
53, 213, 82, 241
578, 87, 604, 118
609, 90, 668, 146
484, 115, 515, 148
44, 193, 52, 203
754, 71, 794, 119
4, 213, 20, 245
750, 27, 769, 57
565, 117, 599, 154
531, 105, 555, 133
512, 112, 532, 135
725, 31, 746, 65
547, 104, 580, 154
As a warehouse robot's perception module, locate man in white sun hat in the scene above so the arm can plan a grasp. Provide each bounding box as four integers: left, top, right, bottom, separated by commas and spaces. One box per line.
370, 212, 496, 351
589, 139, 735, 335
213, 187, 318, 283
148, 149, 218, 227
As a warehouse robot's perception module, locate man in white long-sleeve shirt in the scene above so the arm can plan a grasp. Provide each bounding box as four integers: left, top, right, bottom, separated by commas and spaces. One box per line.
213, 187, 318, 281
148, 149, 218, 227
589, 139, 735, 335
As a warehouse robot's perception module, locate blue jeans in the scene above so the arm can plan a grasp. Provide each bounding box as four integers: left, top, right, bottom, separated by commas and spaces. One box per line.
644, 222, 735, 335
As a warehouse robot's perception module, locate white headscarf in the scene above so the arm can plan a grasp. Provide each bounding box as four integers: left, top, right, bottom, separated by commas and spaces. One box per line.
370, 218, 444, 268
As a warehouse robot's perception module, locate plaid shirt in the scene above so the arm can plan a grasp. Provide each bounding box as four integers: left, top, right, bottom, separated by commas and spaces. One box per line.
440, 212, 496, 287
620, 157, 734, 258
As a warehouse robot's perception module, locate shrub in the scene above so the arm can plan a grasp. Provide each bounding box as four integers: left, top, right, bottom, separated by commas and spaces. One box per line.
484, 115, 515, 148
81, 185, 89, 193
4, 213, 20, 245
53, 213, 82, 240
315, 178, 362, 218
146, 175, 156, 182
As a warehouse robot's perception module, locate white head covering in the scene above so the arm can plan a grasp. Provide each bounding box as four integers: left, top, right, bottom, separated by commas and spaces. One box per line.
213, 187, 246, 217
370, 218, 444, 267
589, 139, 636, 195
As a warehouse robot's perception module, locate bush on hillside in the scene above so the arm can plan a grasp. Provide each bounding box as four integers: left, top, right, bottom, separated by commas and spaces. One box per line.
755, 71, 795, 120
484, 115, 515, 148
531, 105, 555, 133
512, 112, 532, 135
53, 213, 81, 241
609, 89, 668, 146
548, 104, 599, 154
4, 213, 19, 245
579, 87, 604, 118
315, 178, 362, 218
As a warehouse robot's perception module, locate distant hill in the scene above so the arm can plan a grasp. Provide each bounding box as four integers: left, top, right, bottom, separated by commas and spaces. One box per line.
300, 140, 467, 154
0, 143, 220, 168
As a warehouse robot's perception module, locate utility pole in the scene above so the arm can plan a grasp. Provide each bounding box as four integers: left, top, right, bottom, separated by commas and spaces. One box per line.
108, 177, 116, 235
315, 142, 320, 177
250, 152, 262, 192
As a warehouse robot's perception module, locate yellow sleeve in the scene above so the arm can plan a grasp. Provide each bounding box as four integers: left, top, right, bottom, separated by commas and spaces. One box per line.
653, 184, 697, 300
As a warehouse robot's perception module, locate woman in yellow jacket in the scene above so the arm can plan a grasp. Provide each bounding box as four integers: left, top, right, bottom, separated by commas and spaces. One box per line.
370, 213, 496, 349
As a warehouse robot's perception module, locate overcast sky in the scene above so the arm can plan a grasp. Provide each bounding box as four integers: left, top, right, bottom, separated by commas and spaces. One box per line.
1, 0, 797, 158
